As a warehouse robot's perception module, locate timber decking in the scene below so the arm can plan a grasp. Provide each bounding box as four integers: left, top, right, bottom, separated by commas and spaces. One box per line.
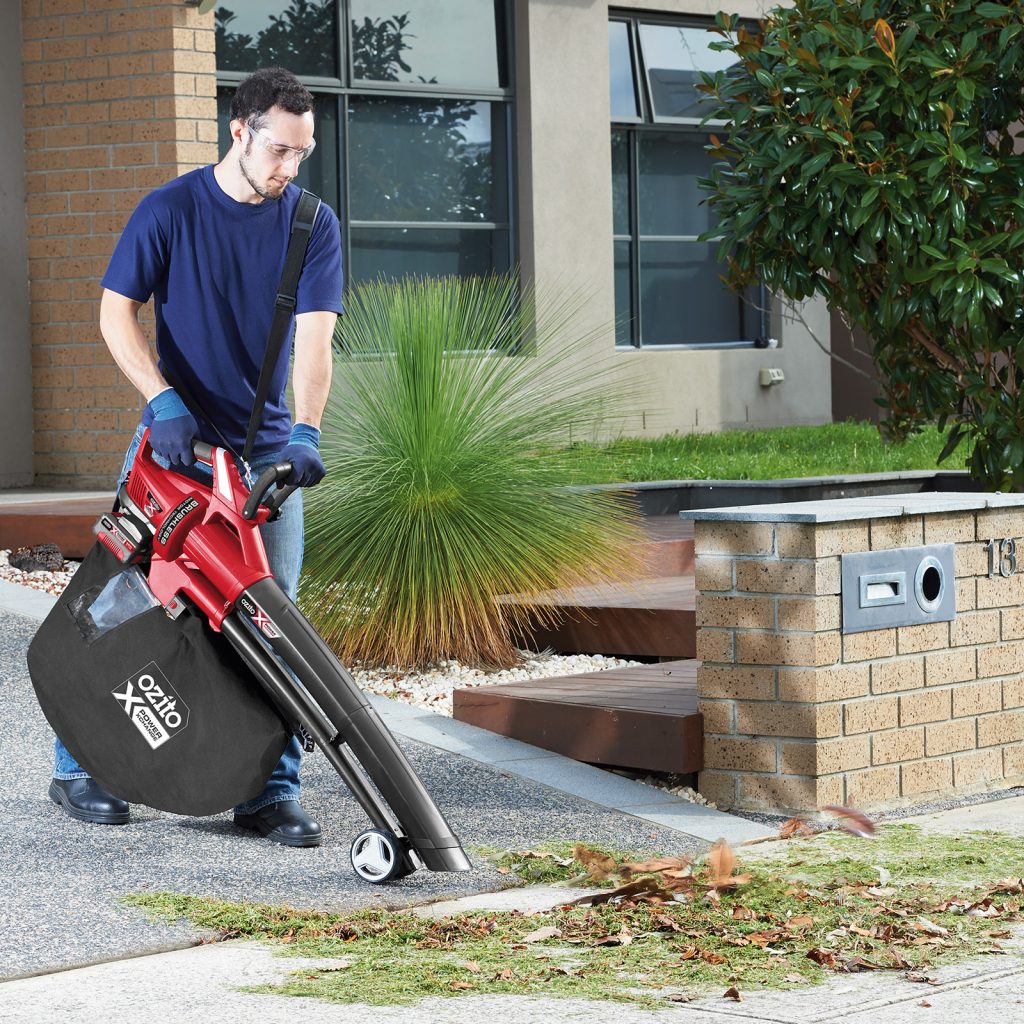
0, 496, 110, 558
453, 659, 702, 774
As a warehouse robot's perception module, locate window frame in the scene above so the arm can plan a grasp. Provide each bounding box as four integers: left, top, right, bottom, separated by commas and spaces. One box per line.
610, 13, 768, 351
215, 1, 517, 286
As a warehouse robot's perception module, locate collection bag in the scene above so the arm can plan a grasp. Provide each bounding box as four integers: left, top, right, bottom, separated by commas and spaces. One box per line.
28, 542, 290, 815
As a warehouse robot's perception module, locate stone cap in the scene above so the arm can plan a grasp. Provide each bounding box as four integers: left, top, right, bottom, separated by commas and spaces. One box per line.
682, 491, 1024, 524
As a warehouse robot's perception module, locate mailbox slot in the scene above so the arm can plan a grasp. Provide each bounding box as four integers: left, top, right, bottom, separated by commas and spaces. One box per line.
859, 571, 906, 609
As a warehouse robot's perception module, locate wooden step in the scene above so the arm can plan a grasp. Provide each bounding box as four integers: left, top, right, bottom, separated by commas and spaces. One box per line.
0, 496, 110, 558
453, 659, 702, 774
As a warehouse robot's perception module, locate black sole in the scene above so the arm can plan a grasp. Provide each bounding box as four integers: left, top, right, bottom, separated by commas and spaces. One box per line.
233, 813, 323, 848
48, 781, 130, 825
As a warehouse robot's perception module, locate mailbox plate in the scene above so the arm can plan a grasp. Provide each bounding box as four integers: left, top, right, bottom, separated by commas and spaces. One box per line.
841, 544, 955, 634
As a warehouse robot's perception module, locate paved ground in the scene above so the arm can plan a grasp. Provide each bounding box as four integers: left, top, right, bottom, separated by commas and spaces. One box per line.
2, 580, 1023, 1022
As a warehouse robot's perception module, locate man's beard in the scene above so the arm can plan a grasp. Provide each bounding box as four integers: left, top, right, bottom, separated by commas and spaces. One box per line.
239, 143, 287, 201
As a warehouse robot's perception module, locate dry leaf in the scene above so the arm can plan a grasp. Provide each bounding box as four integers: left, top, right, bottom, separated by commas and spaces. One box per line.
622, 856, 693, 877
523, 926, 562, 943
463, 960, 482, 973
732, 905, 757, 921
779, 816, 812, 839
569, 876, 672, 906
449, 981, 476, 991
723, 985, 743, 1001
786, 916, 815, 930
820, 805, 876, 838
916, 917, 949, 936
492, 969, 514, 981
706, 839, 735, 883
592, 926, 633, 948
783, 972, 805, 983
572, 844, 618, 882
665, 992, 698, 1003
807, 947, 838, 969
919, 1001, 932, 1008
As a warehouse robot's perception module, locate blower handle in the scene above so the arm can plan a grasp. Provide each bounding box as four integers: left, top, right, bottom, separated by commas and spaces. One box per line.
192, 440, 214, 464
242, 462, 297, 521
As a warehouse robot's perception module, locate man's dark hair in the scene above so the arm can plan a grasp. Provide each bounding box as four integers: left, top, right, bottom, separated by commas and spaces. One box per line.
230, 67, 313, 129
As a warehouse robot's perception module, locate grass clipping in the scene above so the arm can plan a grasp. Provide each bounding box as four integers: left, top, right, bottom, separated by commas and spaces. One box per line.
125, 825, 1024, 1007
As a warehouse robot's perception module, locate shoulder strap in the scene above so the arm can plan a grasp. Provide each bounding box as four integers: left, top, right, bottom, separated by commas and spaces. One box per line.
241, 188, 322, 467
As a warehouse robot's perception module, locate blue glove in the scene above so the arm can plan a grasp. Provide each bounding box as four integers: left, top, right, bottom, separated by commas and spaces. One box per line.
279, 423, 326, 487
146, 388, 198, 468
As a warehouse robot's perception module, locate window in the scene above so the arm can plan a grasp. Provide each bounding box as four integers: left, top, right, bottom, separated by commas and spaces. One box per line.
215, 1, 513, 285
609, 15, 767, 348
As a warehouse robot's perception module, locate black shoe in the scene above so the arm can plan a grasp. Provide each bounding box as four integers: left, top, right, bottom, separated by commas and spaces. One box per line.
233, 801, 323, 848
49, 778, 130, 825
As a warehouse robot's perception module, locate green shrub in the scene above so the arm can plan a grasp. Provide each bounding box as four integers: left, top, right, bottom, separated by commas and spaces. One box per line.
300, 275, 643, 668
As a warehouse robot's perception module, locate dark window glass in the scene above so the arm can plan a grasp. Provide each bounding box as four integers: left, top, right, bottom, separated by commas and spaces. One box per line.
637, 132, 716, 237
639, 240, 758, 345
216, 88, 341, 214
351, 1, 506, 89
638, 23, 737, 120
215, 1, 339, 77
611, 130, 630, 236
614, 240, 632, 345
349, 227, 508, 283
348, 97, 499, 223
608, 21, 638, 119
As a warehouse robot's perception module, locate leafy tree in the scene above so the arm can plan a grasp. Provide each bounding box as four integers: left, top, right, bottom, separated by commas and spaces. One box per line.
216, 1, 336, 77
300, 275, 643, 669
700, 0, 1024, 488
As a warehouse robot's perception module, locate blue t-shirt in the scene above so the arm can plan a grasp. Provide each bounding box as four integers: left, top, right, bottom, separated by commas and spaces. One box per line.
101, 165, 344, 456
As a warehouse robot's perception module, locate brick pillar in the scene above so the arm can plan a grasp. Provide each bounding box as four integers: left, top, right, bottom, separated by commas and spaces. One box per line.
694, 503, 1024, 815
22, 0, 217, 488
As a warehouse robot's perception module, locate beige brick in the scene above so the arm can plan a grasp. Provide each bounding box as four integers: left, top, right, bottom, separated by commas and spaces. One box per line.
781, 736, 870, 775
697, 595, 773, 629
870, 516, 924, 550
844, 697, 899, 735
976, 509, 1024, 542
900, 689, 952, 726
951, 611, 1000, 647
845, 765, 901, 807
978, 641, 1024, 680
694, 522, 774, 557
695, 556, 733, 593
705, 737, 778, 773
901, 758, 953, 796
977, 710, 1024, 747
698, 771, 737, 809
1002, 607, 1024, 641
871, 658, 925, 695
736, 702, 841, 739
773, 524, 816, 559
842, 629, 897, 662
817, 559, 842, 596
735, 559, 815, 596
695, 628, 734, 664
953, 748, 1003, 789
956, 577, 976, 611
925, 719, 977, 757
738, 774, 844, 814
698, 665, 775, 702
1003, 745, 1024, 779
977, 572, 1024, 610
872, 727, 925, 765
698, 700, 733, 735
775, 522, 869, 560
925, 648, 976, 687
778, 664, 870, 703
896, 621, 950, 654
778, 596, 840, 633
924, 513, 976, 544
952, 680, 1003, 718
734, 630, 840, 667
1004, 678, 1024, 710
955, 542, 989, 578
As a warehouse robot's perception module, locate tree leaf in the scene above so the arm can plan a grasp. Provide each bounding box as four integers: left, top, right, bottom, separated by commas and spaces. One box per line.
874, 18, 897, 61
820, 805, 876, 837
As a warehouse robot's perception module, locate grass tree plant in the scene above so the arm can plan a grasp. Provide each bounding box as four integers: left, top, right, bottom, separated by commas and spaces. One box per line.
300, 274, 644, 669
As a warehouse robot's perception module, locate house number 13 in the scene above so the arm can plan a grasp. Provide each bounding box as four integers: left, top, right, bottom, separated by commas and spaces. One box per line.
987, 538, 1017, 578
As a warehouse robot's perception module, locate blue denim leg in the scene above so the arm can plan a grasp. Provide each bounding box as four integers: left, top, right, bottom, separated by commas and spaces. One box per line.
234, 449, 306, 814
53, 426, 147, 781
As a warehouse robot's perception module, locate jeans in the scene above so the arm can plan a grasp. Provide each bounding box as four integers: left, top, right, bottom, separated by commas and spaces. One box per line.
53, 425, 306, 815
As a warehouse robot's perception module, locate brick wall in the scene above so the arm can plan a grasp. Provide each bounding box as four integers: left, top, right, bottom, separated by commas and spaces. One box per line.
21, 0, 217, 488
694, 506, 1024, 814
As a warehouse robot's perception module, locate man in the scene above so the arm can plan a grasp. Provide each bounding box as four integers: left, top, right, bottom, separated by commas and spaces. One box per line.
48, 67, 343, 847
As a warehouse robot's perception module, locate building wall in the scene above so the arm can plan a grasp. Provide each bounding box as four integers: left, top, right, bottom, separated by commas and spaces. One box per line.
21, 0, 217, 489
518, 0, 832, 442
1, 4, 33, 487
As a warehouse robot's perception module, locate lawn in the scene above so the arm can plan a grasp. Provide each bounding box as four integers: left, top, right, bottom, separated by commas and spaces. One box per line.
560, 421, 961, 485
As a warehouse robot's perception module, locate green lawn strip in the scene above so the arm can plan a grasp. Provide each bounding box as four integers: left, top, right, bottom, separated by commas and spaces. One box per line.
559, 421, 960, 485
123, 826, 1023, 1007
